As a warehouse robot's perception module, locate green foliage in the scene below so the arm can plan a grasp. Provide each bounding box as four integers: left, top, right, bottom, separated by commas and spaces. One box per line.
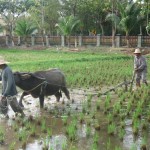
15, 18, 37, 37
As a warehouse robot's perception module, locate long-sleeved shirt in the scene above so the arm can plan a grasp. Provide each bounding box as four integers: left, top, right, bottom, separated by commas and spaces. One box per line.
0, 65, 17, 96
134, 55, 147, 73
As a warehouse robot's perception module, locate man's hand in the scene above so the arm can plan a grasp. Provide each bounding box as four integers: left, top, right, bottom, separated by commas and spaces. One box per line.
134, 68, 139, 72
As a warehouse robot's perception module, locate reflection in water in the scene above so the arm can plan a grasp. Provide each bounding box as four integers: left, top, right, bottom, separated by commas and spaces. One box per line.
26, 135, 67, 150
123, 119, 144, 150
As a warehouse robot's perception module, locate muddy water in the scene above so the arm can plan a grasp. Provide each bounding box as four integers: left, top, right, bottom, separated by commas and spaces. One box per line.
0, 88, 150, 150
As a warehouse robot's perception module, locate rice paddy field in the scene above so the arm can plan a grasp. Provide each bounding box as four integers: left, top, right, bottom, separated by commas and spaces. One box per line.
0, 47, 150, 150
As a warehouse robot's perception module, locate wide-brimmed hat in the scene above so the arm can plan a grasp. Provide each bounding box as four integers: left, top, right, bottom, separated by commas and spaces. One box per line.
0, 57, 10, 65
134, 48, 141, 54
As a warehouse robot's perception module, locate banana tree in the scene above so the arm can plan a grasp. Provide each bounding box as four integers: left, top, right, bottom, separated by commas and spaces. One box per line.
55, 15, 81, 47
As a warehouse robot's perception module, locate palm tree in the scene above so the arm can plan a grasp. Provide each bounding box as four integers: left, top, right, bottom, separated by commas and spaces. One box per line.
15, 18, 37, 46
117, 2, 141, 47
55, 15, 81, 47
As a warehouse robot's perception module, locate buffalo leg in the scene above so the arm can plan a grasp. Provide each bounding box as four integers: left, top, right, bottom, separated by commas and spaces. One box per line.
62, 87, 70, 100
55, 91, 62, 102
39, 95, 44, 108
19, 92, 29, 107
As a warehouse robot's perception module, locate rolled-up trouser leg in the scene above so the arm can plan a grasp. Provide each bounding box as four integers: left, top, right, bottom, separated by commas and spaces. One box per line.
141, 72, 148, 85
0, 97, 8, 115
8, 96, 24, 115
135, 72, 142, 86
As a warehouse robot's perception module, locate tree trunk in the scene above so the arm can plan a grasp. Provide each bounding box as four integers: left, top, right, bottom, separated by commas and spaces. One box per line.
126, 32, 130, 47
68, 35, 70, 47
112, 27, 116, 47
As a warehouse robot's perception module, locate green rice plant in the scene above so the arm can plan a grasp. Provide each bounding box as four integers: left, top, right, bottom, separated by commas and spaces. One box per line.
106, 138, 111, 150
42, 138, 49, 150
104, 94, 111, 113
113, 102, 121, 116
25, 121, 31, 130
107, 113, 113, 124
96, 98, 101, 110
66, 125, 76, 141
93, 133, 99, 145
79, 112, 85, 123
91, 142, 98, 150
132, 120, 139, 136
62, 116, 68, 126
41, 119, 47, 133
18, 128, 27, 141
115, 146, 122, 150
82, 101, 87, 113
141, 120, 148, 130
140, 136, 147, 150
87, 94, 93, 104
108, 123, 116, 135
130, 143, 137, 150
13, 122, 19, 132
86, 126, 91, 137
118, 128, 125, 141
0, 126, 4, 144
47, 128, 52, 138
8, 142, 16, 150
30, 125, 36, 137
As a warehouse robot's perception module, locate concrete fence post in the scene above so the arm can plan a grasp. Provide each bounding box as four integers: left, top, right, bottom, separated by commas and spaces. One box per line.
116, 34, 121, 47
96, 34, 101, 47
31, 34, 35, 46
6, 35, 9, 46
78, 35, 82, 46
18, 36, 21, 45
45, 35, 49, 46
137, 34, 142, 48
61, 35, 65, 47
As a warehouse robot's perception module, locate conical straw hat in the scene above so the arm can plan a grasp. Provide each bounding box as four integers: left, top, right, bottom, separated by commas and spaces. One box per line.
0, 56, 10, 65
134, 48, 141, 54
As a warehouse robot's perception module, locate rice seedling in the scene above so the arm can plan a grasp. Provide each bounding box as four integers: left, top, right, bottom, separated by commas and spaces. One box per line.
86, 126, 91, 137
8, 142, 16, 150
62, 116, 68, 126
132, 120, 139, 136
130, 143, 137, 150
107, 113, 113, 124
118, 128, 125, 141
113, 102, 121, 117
140, 136, 147, 150
79, 112, 85, 123
108, 123, 116, 135
0, 126, 4, 144
115, 146, 122, 150
41, 119, 47, 133
42, 138, 49, 150
106, 138, 111, 150
47, 128, 52, 138
91, 142, 98, 150
93, 133, 99, 145
30, 125, 36, 137
18, 128, 27, 141
96, 98, 101, 110
66, 120, 77, 141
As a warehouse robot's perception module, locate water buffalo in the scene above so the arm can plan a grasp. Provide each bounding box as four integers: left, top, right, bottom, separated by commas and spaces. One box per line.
13, 69, 70, 108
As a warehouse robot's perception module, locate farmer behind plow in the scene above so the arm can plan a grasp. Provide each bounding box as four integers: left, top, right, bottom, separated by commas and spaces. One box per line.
134, 48, 148, 87
0, 56, 25, 118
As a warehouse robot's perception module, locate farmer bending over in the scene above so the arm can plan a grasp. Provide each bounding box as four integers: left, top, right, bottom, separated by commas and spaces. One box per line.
0, 57, 25, 118
134, 48, 148, 87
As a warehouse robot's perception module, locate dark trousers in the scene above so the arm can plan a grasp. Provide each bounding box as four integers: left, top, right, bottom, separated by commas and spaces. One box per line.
0, 96, 24, 115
